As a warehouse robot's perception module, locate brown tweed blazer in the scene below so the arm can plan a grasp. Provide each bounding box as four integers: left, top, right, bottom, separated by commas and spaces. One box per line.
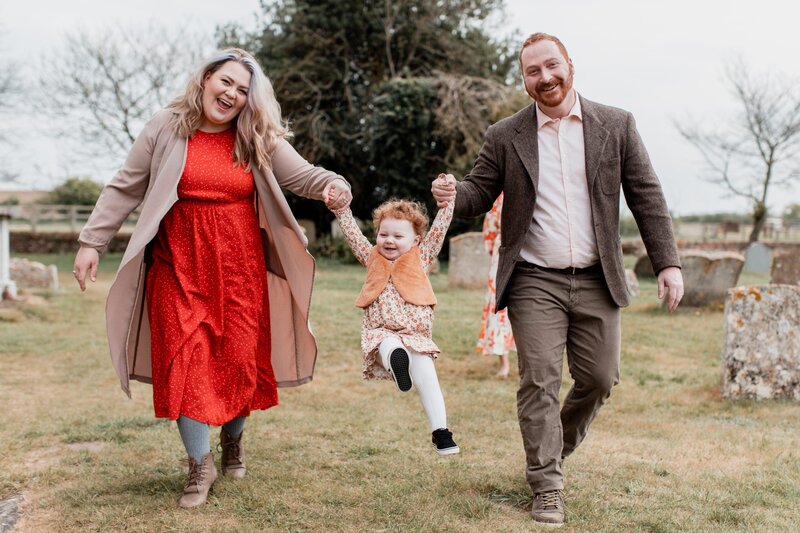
454, 96, 680, 309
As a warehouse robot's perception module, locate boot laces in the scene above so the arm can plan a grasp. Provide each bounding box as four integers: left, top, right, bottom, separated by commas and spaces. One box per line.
183, 459, 206, 491
539, 490, 563, 510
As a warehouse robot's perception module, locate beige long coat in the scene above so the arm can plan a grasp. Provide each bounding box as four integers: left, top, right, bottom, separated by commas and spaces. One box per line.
79, 109, 347, 397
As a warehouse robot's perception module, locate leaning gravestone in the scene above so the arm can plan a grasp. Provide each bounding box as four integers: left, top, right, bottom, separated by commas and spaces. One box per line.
721, 285, 800, 400
770, 251, 800, 285
678, 251, 744, 307
448, 232, 490, 288
9, 258, 59, 290
742, 242, 772, 273
633, 254, 655, 278
0, 207, 17, 299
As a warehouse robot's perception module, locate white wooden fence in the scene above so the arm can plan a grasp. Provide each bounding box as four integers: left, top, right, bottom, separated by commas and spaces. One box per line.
6, 205, 138, 234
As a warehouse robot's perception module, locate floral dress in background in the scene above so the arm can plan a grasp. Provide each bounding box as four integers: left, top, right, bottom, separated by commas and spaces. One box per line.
333, 202, 454, 380
476, 193, 516, 356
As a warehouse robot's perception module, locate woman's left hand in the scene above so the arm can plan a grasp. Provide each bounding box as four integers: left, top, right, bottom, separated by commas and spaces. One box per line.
323, 179, 352, 210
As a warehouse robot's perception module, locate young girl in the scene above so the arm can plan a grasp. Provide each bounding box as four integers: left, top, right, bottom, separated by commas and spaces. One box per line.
326, 188, 459, 455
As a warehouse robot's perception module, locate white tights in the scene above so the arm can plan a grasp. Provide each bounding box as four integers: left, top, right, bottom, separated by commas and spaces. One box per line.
378, 337, 447, 431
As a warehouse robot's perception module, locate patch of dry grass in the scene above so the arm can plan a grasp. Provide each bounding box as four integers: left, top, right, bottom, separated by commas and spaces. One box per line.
1, 256, 797, 532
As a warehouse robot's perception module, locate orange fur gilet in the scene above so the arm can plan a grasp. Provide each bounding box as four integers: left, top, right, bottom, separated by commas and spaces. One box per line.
355, 247, 437, 308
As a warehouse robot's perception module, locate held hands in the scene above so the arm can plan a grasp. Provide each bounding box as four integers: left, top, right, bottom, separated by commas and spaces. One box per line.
323, 179, 352, 211
73, 246, 99, 291
431, 173, 457, 207
658, 266, 684, 313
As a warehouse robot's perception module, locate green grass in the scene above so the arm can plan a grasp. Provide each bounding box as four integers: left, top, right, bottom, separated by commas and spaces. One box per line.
1, 254, 797, 532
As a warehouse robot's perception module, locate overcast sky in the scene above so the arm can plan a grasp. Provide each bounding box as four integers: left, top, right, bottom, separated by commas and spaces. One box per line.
2, 0, 799, 215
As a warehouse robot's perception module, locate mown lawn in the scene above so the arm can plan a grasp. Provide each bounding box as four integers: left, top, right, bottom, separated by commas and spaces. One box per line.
1, 255, 797, 532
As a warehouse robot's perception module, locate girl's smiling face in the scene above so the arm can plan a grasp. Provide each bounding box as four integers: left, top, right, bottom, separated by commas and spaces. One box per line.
376, 217, 420, 260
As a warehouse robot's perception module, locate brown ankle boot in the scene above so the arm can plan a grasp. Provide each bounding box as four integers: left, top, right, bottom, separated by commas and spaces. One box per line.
178, 452, 217, 508
219, 429, 246, 479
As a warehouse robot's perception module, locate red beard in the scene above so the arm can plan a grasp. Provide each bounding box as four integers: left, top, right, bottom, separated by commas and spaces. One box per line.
527, 70, 574, 108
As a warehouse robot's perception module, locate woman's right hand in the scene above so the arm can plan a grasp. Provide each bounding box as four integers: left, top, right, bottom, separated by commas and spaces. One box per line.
73, 246, 100, 291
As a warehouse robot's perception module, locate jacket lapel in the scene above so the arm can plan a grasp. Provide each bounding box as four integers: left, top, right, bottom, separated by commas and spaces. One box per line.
511, 105, 540, 193
580, 97, 610, 190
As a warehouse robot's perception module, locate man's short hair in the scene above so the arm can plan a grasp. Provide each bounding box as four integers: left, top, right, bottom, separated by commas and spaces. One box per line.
518, 33, 571, 65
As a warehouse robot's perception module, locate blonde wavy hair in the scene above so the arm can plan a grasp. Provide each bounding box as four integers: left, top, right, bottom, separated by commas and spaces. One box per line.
168, 48, 291, 171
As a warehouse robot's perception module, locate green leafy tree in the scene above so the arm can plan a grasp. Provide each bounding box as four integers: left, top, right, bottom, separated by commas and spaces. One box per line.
43, 177, 104, 205
219, 0, 521, 233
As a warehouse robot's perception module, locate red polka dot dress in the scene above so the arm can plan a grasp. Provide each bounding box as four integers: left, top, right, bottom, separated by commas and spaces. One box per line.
145, 128, 278, 425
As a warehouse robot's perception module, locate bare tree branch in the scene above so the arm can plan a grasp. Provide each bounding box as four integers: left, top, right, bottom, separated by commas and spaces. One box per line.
39, 24, 210, 162
677, 59, 800, 242
0, 29, 20, 183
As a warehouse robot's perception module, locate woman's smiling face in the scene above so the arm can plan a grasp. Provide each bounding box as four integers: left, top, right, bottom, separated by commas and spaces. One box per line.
200, 61, 251, 132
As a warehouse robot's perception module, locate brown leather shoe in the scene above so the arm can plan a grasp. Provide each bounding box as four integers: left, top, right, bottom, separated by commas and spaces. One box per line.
179, 452, 217, 508
531, 489, 564, 525
219, 429, 246, 479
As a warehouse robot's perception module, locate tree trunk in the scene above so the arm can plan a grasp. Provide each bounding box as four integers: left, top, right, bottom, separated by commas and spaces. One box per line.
748, 202, 767, 243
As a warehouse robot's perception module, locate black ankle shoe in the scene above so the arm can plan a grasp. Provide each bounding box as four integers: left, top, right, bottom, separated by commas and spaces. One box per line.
432, 428, 460, 456
389, 347, 412, 392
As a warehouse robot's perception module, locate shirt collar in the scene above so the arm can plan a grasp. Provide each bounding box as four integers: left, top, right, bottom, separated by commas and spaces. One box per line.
535, 90, 582, 130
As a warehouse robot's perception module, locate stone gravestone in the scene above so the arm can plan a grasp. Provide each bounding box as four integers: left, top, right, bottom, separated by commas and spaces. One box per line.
770, 251, 800, 285
721, 285, 800, 400
0, 207, 18, 299
448, 232, 490, 289
633, 254, 655, 279
297, 219, 317, 245
9, 258, 59, 290
742, 242, 772, 273
677, 250, 744, 307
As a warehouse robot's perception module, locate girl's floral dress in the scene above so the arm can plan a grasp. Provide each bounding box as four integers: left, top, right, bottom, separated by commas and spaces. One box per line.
334, 202, 453, 380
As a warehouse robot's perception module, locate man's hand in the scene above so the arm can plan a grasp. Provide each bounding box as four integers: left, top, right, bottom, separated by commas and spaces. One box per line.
658, 266, 684, 313
431, 173, 456, 207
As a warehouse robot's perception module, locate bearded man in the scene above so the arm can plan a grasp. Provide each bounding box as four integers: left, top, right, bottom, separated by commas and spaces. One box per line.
432, 33, 684, 526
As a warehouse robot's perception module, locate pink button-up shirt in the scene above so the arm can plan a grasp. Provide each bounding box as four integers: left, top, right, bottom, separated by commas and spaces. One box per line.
519, 93, 599, 269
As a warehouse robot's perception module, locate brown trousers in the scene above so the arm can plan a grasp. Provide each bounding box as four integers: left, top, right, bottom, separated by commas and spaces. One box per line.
506, 262, 621, 493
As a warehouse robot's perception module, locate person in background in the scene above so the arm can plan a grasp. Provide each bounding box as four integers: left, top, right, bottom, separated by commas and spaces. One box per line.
476, 192, 516, 378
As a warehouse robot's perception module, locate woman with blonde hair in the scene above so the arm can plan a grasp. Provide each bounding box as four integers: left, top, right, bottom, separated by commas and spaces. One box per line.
73, 48, 351, 508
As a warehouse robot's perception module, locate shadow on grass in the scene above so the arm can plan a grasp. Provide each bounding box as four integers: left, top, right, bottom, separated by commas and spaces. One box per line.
480, 482, 532, 510
61, 417, 170, 444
